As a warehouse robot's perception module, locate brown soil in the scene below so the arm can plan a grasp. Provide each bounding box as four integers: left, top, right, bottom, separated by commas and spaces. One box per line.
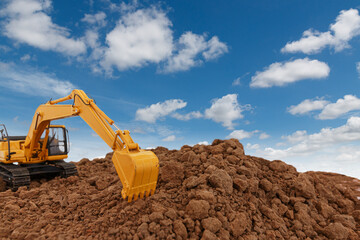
0, 139, 359, 239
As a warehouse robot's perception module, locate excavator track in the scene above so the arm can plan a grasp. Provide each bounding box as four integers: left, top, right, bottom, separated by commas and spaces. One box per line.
51, 160, 78, 178
0, 161, 77, 191
0, 163, 30, 191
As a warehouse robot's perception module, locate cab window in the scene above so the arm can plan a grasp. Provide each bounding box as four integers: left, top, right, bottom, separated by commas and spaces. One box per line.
48, 127, 68, 156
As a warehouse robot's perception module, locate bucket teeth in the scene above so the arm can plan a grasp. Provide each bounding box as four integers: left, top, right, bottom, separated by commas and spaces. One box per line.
133, 193, 139, 201
123, 187, 156, 202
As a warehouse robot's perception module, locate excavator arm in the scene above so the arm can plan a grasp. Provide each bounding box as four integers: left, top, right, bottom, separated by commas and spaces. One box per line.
24, 89, 159, 202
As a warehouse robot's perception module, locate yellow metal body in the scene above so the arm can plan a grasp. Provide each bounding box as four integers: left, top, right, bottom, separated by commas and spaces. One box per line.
0, 89, 159, 202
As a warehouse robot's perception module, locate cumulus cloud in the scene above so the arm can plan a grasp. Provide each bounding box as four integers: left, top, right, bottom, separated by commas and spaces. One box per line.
162, 32, 228, 73
259, 117, 360, 159
246, 143, 260, 150
98, 6, 227, 73
202, 36, 228, 60
227, 129, 267, 140
162, 135, 176, 142
171, 111, 203, 121
99, 7, 226, 73
288, 98, 330, 115
135, 99, 187, 123
318, 95, 360, 119
259, 132, 270, 140
205, 94, 250, 129
282, 9, 360, 54
250, 58, 330, 88
100, 7, 173, 72
197, 141, 209, 145
288, 95, 360, 120
0, 62, 74, 96
162, 32, 205, 72
81, 12, 107, 27
83, 30, 101, 49
282, 130, 308, 144
1, 0, 86, 56
227, 130, 253, 140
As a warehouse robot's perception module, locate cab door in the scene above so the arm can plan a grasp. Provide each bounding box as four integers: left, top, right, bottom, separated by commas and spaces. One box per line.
47, 127, 69, 156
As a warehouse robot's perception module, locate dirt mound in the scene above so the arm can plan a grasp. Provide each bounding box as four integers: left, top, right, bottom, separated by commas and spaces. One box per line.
0, 139, 359, 239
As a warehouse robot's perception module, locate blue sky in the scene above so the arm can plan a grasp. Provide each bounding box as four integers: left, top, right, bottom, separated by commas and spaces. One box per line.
1, 0, 360, 178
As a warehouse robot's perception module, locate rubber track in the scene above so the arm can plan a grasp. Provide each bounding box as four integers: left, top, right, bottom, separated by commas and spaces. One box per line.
0, 163, 30, 190
52, 160, 78, 178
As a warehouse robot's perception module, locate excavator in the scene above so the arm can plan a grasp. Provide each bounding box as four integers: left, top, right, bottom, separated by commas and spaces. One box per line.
0, 89, 159, 202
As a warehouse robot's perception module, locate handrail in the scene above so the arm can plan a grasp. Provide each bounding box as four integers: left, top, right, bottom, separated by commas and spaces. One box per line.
0, 124, 12, 160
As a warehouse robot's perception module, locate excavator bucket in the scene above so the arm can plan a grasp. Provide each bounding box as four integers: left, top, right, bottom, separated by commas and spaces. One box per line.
112, 149, 159, 202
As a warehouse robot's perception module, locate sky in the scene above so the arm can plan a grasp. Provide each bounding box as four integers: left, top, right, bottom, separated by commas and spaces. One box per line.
1, 0, 360, 178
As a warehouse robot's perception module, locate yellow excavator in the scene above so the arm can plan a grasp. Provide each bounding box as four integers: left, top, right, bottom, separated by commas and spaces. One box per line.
0, 89, 159, 202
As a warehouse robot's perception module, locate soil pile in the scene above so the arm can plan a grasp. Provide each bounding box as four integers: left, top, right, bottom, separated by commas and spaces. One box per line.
0, 139, 359, 239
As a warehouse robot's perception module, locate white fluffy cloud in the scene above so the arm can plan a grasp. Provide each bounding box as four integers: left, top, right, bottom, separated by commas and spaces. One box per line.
100, 7, 227, 73
100, 8, 173, 71
162, 32, 206, 72
250, 58, 330, 88
246, 143, 260, 150
227, 129, 267, 140
171, 111, 203, 121
260, 117, 360, 159
0, 62, 74, 96
318, 95, 360, 119
84, 30, 100, 49
227, 130, 253, 140
135, 99, 187, 123
162, 135, 176, 142
289, 95, 360, 120
1, 0, 86, 56
197, 141, 209, 145
288, 98, 330, 115
162, 33, 228, 73
81, 12, 107, 27
136, 93, 252, 127
205, 94, 250, 129
282, 9, 360, 54
282, 130, 308, 144
202, 36, 228, 61
259, 132, 270, 140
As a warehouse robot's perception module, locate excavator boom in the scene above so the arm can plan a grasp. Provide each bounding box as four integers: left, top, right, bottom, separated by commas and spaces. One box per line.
1, 90, 159, 202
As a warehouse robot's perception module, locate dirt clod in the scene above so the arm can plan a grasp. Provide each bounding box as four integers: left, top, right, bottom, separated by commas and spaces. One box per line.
202, 217, 222, 233
208, 169, 233, 194
186, 200, 210, 220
